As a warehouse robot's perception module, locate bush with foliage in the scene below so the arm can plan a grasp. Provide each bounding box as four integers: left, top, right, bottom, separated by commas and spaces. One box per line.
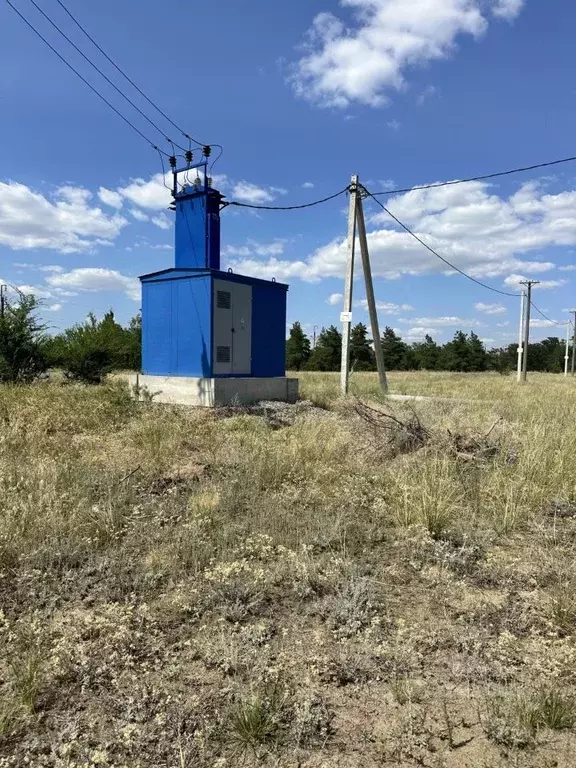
46, 311, 141, 384
0, 292, 47, 383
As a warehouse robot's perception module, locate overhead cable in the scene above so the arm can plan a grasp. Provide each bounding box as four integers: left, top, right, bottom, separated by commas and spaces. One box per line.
53, 0, 218, 153
4, 0, 171, 155
26, 0, 186, 152
226, 187, 349, 211
530, 301, 569, 326
364, 187, 520, 298
370, 155, 576, 197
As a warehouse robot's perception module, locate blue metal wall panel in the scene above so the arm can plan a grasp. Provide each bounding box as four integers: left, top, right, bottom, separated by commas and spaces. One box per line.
142, 274, 212, 377
251, 281, 287, 377
142, 280, 171, 375
174, 189, 222, 270
175, 195, 206, 270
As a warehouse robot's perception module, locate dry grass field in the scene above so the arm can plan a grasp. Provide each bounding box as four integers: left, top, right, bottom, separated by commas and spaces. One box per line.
2, 371, 576, 766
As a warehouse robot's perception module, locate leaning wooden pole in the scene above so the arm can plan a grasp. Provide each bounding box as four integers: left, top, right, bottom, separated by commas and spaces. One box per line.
340, 175, 358, 396
356, 189, 388, 393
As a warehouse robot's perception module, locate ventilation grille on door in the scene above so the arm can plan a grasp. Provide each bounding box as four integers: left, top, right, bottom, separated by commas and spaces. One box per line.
216, 290, 231, 309
216, 346, 231, 364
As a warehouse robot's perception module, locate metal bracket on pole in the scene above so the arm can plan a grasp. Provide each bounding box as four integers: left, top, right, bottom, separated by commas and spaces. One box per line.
340, 175, 358, 396
356, 192, 388, 393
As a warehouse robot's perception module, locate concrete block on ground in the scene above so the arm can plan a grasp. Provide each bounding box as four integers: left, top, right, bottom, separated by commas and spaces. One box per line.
126, 375, 299, 407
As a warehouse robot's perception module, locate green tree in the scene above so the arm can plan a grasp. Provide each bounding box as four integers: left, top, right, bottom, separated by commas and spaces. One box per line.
439, 331, 471, 371
0, 292, 47, 383
306, 325, 342, 371
350, 323, 375, 371
411, 334, 440, 370
380, 326, 409, 370
467, 331, 488, 372
539, 336, 564, 372
488, 346, 515, 375
286, 321, 311, 370
121, 312, 142, 371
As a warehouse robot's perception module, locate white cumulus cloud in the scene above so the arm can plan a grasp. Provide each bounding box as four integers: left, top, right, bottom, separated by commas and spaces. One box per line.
130, 209, 150, 222
327, 292, 343, 305
402, 316, 483, 327
530, 319, 557, 328
98, 187, 123, 210
231, 180, 575, 286
504, 274, 568, 291
474, 302, 507, 315
47, 268, 140, 301
355, 299, 413, 313
151, 213, 172, 230
0, 182, 128, 253
231, 182, 276, 205
223, 240, 286, 259
290, 0, 525, 108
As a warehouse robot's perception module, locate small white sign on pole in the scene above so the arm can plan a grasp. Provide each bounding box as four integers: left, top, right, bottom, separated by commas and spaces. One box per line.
340, 311, 352, 323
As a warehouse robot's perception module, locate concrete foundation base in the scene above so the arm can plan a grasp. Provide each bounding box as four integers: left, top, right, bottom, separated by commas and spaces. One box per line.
126, 374, 299, 407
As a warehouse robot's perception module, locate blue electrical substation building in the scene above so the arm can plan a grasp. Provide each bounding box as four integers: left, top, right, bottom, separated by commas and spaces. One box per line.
131, 162, 298, 406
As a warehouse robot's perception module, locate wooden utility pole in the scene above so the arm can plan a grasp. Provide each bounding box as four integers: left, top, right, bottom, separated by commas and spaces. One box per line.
516, 290, 525, 383
571, 311, 576, 377
355, 188, 388, 393
340, 175, 358, 395
0, 285, 6, 319
519, 280, 539, 382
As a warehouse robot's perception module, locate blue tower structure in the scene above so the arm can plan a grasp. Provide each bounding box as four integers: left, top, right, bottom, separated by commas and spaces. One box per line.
131, 163, 298, 406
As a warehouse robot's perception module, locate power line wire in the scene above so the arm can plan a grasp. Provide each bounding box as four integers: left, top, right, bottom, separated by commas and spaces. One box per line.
364, 187, 520, 298
530, 301, 569, 326
4, 0, 171, 155
370, 155, 576, 197
26, 0, 185, 153
53, 0, 217, 153
225, 187, 348, 211
225, 151, 576, 213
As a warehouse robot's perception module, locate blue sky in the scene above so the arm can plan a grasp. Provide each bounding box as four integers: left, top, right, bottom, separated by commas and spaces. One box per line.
1, 0, 575, 347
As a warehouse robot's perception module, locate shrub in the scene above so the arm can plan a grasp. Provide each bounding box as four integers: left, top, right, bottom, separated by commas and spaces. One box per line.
0, 292, 47, 383
51, 311, 141, 384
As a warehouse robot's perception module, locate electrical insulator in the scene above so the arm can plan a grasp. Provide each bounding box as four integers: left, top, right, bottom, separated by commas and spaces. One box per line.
193, 177, 201, 188
202, 145, 212, 158
169, 155, 177, 169
207, 177, 213, 188
185, 150, 193, 165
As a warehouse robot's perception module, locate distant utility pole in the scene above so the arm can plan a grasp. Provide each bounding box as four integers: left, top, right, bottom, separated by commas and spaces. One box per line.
519, 280, 539, 382
340, 174, 388, 395
565, 317, 571, 376
313, 325, 318, 349
571, 310, 576, 376
0, 285, 6, 319
516, 289, 525, 383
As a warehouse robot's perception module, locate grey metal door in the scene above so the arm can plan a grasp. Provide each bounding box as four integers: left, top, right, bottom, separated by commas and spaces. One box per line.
213, 279, 252, 375
213, 279, 233, 375
231, 282, 252, 374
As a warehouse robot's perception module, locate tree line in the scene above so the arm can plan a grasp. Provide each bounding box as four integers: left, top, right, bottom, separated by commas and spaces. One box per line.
286, 321, 570, 374
0, 292, 570, 385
